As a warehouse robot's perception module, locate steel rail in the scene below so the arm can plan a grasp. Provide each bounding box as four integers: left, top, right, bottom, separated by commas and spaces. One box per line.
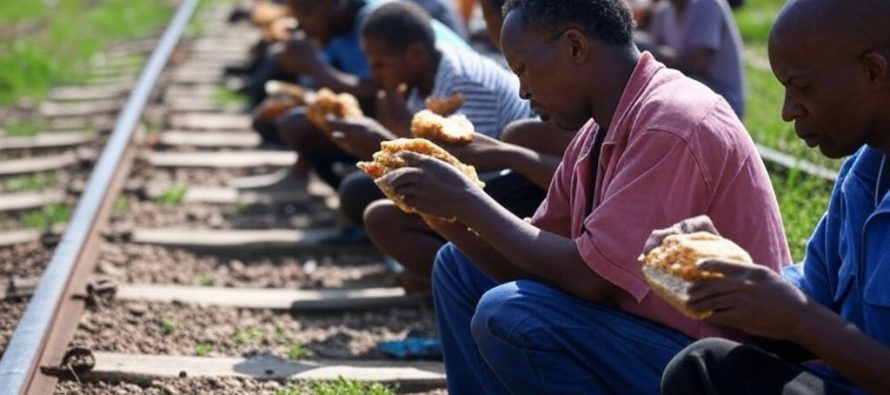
0, 0, 200, 393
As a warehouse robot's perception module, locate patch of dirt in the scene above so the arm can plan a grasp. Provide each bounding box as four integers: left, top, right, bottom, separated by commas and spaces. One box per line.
55, 378, 447, 394
94, 242, 392, 290
0, 298, 31, 357
70, 301, 436, 360
0, 242, 53, 278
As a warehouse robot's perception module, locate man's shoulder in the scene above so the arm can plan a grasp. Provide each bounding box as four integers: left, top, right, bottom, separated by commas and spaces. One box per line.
633, 71, 739, 136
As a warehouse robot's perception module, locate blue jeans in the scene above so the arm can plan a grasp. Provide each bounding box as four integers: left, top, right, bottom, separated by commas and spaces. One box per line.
433, 243, 695, 395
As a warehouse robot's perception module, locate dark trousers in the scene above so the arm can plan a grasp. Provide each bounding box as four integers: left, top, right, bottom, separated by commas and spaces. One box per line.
662, 338, 863, 395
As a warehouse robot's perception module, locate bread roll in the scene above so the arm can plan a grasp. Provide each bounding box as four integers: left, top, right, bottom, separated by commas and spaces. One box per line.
306, 88, 364, 132
357, 138, 484, 220
425, 93, 464, 116
410, 109, 474, 144
639, 232, 753, 320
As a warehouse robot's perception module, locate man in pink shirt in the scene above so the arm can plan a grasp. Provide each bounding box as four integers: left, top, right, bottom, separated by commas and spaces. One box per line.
377, 0, 790, 393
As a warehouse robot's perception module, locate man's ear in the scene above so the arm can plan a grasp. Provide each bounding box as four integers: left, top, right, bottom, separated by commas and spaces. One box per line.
862, 51, 889, 91
561, 28, 589, 63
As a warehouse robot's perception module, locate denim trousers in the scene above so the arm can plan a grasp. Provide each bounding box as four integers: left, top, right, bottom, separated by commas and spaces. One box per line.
432, 242, 695, 395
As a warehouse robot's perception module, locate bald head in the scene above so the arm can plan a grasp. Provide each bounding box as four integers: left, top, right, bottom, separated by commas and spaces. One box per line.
772, 0, 890, 55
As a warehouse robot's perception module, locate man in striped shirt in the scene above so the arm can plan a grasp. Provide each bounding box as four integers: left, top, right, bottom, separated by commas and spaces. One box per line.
329, 1, 534, 221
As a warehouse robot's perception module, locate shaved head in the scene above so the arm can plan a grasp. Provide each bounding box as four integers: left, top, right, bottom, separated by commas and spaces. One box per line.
772, 0, 890, 55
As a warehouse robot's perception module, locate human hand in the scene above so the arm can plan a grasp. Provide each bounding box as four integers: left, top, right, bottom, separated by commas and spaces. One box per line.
687, 260, 812, 341
377, 152, 486, 220
375, 85, 411, 137
326, 116, 397, 160
642, 215, 720, 254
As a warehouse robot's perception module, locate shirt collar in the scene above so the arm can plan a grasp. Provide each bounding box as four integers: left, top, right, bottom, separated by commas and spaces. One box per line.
602, 51, 666, 145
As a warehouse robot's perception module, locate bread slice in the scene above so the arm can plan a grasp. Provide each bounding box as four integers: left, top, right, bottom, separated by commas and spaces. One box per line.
639, 232, 753, 320
410, 109, 474, 144
357, 138, 484, 220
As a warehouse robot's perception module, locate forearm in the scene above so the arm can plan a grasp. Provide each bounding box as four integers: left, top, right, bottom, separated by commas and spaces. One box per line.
459, 192, 614, 300
500, 145, 560, 190
793, 306, 890, 394
424, 215, 530, 282
309, 64, 377, 98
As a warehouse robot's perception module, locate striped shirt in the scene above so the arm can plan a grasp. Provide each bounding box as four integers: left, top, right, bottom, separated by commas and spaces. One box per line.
406, 42, 533, 138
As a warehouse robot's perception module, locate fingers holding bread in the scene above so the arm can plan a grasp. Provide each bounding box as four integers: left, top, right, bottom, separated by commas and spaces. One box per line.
425, 93, 464, 116
306, 88, 364, 133
357, 138, 484, 220
639, 231, 755, 320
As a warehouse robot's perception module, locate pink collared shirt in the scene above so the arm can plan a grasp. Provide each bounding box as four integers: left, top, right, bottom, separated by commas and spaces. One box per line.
531, 52, 790, 340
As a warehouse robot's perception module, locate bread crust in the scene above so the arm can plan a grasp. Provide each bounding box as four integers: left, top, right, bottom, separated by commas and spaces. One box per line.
639, 232, 754, 320
410, 109, 474, 144
357, 138, 484, 220
425, 93, 464, 116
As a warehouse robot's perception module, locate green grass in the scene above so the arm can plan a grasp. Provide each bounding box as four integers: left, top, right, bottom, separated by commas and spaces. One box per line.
195, 274, 214, 287
769, 168, 833, 262
156, 185, 188, 205
3, 174, 58, 192
195, 342, 213, 356
21, 203, 71, 229
214, 86, 248, 107
732, 0, 838, 263
113, 196, 130, 215
275, 378, 395, 395
235, 327, 263, 345
4, 120, 45, 137
160, 318, 177, 335
0, 0, 174, 105
286, 344, 314, 360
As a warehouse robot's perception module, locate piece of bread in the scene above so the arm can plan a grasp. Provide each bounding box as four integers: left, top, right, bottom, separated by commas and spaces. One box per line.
357, 138, 484, 220
306, 88, 364, 132
410, 109, 474, 144
639, 232, 753, 320
425, 93, 464, 116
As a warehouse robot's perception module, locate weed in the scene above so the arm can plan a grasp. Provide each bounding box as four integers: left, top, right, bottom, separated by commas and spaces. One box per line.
4, 121, 44, 137
113, 196, 130, 215
286, 344, 314, 360
275, 377, 395, 395
3, 174, 57, 192
160, 318, 176, 335
195, 274, 213, 287
195, 342, 212, 356
156, 185, 188, 205
235, 327, 263, 344
21, 203, 70, 229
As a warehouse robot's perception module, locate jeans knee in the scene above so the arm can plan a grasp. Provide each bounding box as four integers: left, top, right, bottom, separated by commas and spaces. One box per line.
432, 243, 460, 284
471, 284, 513, 333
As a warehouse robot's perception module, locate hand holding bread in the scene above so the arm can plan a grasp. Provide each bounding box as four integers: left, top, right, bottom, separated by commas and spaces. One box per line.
357, 138, 485, 221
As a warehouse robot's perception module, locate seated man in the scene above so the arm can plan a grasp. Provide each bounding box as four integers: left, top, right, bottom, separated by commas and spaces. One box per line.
263, 0, 467, 188
661, 1, 890, 394
636, 0, 746, 118
329, 1, 536, 221
360, 0, 574, 291
376, 0, 790, 393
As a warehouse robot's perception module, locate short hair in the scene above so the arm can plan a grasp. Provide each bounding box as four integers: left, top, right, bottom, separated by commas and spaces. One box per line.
361, 2, 436, 55
502, 0, 634, 46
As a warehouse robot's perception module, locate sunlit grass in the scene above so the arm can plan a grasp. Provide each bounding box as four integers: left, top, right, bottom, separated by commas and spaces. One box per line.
0, 0, 174, 104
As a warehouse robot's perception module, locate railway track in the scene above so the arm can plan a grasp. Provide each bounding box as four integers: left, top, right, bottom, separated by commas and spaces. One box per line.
0, 1, 840, 395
